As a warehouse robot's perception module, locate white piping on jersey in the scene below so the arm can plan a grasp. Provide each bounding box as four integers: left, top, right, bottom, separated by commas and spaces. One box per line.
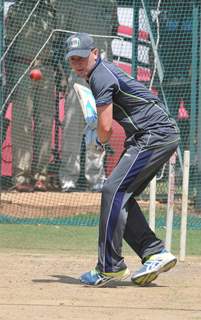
114, 102, 139, 131
152, 101, 179, 134
89, 61, 120, 92
118, 87, 149, 103
137, 135, 180, 152
101, 61, 120, 93
146, 130, 152, 147
101, 61, 149, 104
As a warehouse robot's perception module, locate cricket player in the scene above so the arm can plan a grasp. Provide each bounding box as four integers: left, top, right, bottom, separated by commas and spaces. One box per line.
65, 32, 180, 287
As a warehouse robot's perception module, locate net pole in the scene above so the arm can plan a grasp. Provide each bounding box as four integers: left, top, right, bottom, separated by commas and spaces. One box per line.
165, 152, 176, 251
148, 0, 161, 231
179, 150, 190, 262
140, 0, 164, 83
131, 0, 140, 78
189, 4, 199, 163
195, 4, 201, 209
149, 176, 156, 231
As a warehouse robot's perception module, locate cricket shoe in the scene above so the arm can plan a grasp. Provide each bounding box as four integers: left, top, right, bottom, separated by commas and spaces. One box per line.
131, 249, 177, 286
80, 267, 130, 287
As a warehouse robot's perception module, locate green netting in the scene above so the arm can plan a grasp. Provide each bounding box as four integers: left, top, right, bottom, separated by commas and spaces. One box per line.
0, 0, 201, 230
0, 212, 201, 230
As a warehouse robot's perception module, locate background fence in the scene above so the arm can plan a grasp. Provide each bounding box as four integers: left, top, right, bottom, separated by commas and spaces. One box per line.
0, 0, 201, 231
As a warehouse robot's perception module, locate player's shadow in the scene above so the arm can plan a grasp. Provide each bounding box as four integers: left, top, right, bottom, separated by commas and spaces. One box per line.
32, 275, 162, 288
32, 275, 80, 285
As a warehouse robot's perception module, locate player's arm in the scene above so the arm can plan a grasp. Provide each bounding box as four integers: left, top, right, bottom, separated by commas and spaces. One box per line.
96, 103, 113, 144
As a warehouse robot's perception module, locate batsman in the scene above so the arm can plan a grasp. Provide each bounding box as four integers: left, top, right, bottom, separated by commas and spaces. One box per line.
65, 32, 180, 287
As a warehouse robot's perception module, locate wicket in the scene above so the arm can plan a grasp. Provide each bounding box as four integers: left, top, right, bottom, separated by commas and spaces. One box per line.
149, 150, 190, 261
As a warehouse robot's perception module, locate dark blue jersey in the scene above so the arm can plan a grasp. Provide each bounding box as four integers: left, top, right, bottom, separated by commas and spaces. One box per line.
88, 59, 179, 140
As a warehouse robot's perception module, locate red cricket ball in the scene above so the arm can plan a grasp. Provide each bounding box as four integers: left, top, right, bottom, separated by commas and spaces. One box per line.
29, 69, 43, 81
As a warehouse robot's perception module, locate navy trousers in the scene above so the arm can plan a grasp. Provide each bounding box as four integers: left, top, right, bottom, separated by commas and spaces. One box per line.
97, 133, 179, 272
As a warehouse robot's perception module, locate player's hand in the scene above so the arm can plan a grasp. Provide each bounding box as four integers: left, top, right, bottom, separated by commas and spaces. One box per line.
95, 137, 110, 152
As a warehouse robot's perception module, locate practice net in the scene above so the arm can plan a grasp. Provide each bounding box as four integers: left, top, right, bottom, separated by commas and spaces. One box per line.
0, 0, 201, 230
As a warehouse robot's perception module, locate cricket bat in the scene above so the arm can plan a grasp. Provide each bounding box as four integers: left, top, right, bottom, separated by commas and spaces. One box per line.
73, 83, 97, 126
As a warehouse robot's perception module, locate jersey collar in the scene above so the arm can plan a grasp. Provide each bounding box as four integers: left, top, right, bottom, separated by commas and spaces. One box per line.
87, 56, 102, 80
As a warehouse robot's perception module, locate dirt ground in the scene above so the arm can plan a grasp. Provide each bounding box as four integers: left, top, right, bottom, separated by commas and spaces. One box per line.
0, 253, 201, 320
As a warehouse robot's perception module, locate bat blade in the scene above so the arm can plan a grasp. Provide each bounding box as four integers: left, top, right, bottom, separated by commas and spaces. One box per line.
73, 83, 97, 125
